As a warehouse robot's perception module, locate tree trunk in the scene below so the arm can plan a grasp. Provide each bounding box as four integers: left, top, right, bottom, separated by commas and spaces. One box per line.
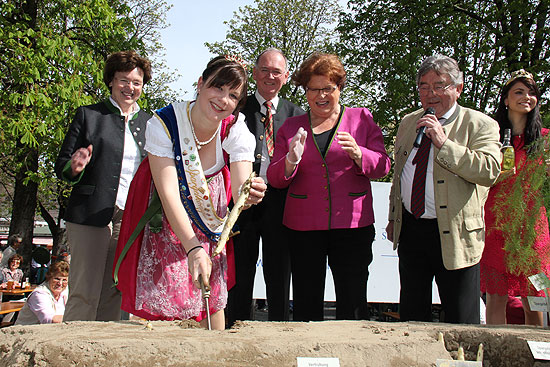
6, 0, 40, 277
9, 144, 38, 276
38, 201, 67, 261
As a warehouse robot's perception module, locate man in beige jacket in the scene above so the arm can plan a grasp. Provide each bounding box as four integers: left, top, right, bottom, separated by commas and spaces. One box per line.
386, 55, 501, 324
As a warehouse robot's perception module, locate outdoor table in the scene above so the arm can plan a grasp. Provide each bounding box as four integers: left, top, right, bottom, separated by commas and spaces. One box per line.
0, 285, 36, 302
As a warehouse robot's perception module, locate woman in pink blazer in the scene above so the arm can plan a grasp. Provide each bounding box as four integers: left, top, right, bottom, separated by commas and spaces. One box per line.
267, 52, 390, 321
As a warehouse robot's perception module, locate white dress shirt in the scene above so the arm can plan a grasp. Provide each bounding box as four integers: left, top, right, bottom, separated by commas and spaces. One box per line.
254, 90, 280, 184
400, 103, 457, 218
109, 97, 141, 210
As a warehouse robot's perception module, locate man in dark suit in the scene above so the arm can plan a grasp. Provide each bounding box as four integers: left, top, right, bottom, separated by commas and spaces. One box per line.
55, 51, 152, 321
226, 48, 304, 325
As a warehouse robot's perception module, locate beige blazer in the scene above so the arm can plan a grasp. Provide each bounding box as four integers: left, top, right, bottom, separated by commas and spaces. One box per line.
388, 105, 501, 270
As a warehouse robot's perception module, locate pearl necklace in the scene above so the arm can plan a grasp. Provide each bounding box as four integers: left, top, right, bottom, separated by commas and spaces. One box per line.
187, 103, 221, 150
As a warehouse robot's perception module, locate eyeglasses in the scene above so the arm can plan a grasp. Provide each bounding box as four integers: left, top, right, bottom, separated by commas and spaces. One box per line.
257, 67, 285, 78
418, 84, 453, 95
305, 85, 338, 96
114, 77, 143, 88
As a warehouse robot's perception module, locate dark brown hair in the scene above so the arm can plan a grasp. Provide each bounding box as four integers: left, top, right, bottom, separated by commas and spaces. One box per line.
46, 261, 70, 280
292, 52, 346, 91
201, 56, 248, 113
494, 77, 542, 153
103, 50, 152, 91
8, 254, 22, 266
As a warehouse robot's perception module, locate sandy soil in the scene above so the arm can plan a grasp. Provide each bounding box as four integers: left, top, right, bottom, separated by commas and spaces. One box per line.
1, 320, 550, 366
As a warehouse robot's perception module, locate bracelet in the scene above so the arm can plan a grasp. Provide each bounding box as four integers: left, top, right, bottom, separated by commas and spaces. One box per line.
186, 245, 203, 256
286, 152, 301, 165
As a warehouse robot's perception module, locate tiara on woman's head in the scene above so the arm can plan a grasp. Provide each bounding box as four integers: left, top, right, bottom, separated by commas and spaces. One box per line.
505, 69, 534, 86
224, 54, 247, 69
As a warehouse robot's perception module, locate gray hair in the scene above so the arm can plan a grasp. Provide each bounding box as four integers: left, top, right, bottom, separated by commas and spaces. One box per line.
255, 48, 289, 71
417, 55, 463, 86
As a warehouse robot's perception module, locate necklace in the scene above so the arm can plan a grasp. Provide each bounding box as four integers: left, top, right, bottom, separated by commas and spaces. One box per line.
187, 102, 221, 150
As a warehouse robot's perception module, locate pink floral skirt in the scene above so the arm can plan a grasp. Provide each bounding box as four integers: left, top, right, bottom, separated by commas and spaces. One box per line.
134, 172, 228, 321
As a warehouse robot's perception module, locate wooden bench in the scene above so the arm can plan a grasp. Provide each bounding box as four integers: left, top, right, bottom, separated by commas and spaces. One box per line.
0, 301, 25, 327
0, 301, 25, 315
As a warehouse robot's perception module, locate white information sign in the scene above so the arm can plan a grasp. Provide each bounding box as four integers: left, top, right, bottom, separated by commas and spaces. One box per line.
297, 357, 340, 367
527, 296, 550, 312
528, 341, 550, 360
252, 182, 441, 304
528, 273, 550, 292
436, 361, 482, 367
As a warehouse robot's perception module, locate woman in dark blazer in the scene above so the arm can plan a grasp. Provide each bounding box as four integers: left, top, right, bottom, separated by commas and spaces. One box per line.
267, 52, 390, 321
55, 50, 152, 321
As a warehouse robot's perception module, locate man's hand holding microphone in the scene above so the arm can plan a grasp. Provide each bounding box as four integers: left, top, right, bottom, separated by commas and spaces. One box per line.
414, 107, 447, 149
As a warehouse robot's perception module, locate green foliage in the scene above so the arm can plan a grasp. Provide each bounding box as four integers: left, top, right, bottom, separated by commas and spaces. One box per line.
205, 0, 340, 107
0, 0, 177, 243
0, 0, 106, 214
336, 0, 550, 153
492, 137, 550, 276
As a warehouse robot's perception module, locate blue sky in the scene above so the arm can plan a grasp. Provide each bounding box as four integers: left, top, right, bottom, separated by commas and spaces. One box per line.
159, 0, 253, 100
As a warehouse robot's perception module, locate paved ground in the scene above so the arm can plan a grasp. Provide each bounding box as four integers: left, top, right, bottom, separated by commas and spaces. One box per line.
251, 301, 388, 322
251, 301, 443, 322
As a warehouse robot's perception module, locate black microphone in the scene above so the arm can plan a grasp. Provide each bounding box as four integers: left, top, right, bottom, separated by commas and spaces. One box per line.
413, 107, 435, 148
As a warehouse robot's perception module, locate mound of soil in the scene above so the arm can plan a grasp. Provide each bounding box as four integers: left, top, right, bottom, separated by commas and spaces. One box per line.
0, 320, 549, 366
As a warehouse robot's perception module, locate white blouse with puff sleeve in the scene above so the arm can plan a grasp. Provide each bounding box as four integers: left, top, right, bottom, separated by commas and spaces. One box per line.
145, 104, 255, 175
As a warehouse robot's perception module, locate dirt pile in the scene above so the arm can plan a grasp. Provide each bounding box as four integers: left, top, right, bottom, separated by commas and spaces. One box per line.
0, 320, 549, 366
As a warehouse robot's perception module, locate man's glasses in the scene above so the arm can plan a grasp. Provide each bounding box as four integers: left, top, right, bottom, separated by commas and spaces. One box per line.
418, 84, 453, 96
258, 68, 285, 78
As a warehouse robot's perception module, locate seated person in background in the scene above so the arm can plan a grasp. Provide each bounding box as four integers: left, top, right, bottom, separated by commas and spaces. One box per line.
1, 254, 25, 324
2, 254, 24, 286
31, 245, 51, 284
1, 235, 22, 268
16, 261, 69, 325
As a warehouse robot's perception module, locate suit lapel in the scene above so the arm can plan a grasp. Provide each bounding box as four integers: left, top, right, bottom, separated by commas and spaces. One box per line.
273, 99, 289, 135
242, 95, 262, 136
246, 95, 288, 136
